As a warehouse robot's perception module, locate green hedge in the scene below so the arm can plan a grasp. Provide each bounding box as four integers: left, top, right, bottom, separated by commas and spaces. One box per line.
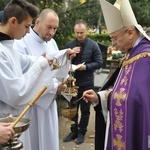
56, 33, 111, 49
87, 33, 111, 46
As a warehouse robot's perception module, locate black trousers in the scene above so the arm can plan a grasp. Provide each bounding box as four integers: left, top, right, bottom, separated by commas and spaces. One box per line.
69, 86, 93, 135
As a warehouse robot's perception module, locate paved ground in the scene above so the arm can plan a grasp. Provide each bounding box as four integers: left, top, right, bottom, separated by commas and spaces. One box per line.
59, 105, 95, 150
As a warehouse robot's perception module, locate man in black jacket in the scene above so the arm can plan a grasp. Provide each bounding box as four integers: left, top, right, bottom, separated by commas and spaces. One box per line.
63, 19, 103, 144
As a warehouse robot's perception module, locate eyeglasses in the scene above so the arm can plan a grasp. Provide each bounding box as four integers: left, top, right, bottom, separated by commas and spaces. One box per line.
110, 28, 128, 43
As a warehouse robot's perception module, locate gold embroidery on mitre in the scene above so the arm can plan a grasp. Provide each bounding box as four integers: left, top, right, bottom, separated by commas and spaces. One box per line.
122, 52, 150, 68
113, 134, 125, 150
113, 88, 126, 106
114, 108, 123, 132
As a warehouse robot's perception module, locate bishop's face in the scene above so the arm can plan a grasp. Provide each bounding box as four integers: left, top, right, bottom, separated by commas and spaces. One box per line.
109, 27, 135, 52
74, 23, 87, 43
34, 13, 59, 42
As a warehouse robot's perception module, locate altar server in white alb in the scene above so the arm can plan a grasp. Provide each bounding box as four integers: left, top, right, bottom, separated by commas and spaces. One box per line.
14, 8, 80, 150
0, 0, 53, 146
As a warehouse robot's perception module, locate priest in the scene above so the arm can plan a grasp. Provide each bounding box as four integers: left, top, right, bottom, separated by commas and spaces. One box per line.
14, 8, 80, 150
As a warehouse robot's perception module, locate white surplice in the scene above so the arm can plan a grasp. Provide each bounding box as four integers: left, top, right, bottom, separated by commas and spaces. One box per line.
0, 39, 55, 149
14, 28, 70, 150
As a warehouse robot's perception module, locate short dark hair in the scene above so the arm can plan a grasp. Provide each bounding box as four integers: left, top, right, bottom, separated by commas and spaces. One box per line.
1, 0, 39, 25
75, 19, 87, 27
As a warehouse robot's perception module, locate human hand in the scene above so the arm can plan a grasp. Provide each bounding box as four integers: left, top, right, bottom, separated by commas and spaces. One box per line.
47, 58, 54, 66
0, 123, 15, 144
41, 52, 46, 57
105, 89, 113, 100
41, 53, 54, 66
83, 89, 98, 103
57, 82, 67, 94
7, 114, 13, 119
66, 47, 80, 59
77, 64, 86, 71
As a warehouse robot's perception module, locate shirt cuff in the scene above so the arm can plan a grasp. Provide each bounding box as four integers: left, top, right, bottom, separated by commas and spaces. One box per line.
92, 96, 99, 107
98, 90, 108, 122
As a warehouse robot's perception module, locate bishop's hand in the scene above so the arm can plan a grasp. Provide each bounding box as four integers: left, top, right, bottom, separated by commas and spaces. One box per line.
83, 89, 98, 103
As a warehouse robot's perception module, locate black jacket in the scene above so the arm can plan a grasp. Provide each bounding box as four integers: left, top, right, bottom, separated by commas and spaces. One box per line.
65, 38, 103, 87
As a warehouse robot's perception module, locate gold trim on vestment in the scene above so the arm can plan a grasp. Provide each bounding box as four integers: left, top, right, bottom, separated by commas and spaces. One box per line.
122, 52, 150, 68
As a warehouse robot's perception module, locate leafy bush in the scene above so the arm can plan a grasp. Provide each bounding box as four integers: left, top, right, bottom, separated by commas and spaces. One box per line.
87, 33, 111, 46
56, 33, 111, 49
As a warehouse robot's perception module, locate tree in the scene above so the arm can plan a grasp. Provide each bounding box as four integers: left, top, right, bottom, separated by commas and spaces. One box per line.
0, 0, 10, 10
1, 0, 149, 47
56, 0, 101, 48
108, 0, 150, 27
131, 0, 150, 27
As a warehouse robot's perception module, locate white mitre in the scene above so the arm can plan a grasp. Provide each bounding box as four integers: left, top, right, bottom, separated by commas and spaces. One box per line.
99, 0, 150, 41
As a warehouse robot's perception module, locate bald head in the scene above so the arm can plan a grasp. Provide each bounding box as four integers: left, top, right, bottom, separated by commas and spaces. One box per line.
33, 9, 59, 42
38, 9, 58, 21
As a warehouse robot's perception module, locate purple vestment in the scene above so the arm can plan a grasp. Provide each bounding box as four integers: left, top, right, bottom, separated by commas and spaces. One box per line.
106, 38, 150, 150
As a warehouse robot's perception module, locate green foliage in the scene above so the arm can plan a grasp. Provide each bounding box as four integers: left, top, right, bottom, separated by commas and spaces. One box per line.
107, 0, 150, 27
0, 0, 10, 10
26, 0, 64, 11
87, 33, 111, 46
1, 0, 149, 48
131, 0, 150, 27
59, 32, 111, 48
55, 0, 102, 48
